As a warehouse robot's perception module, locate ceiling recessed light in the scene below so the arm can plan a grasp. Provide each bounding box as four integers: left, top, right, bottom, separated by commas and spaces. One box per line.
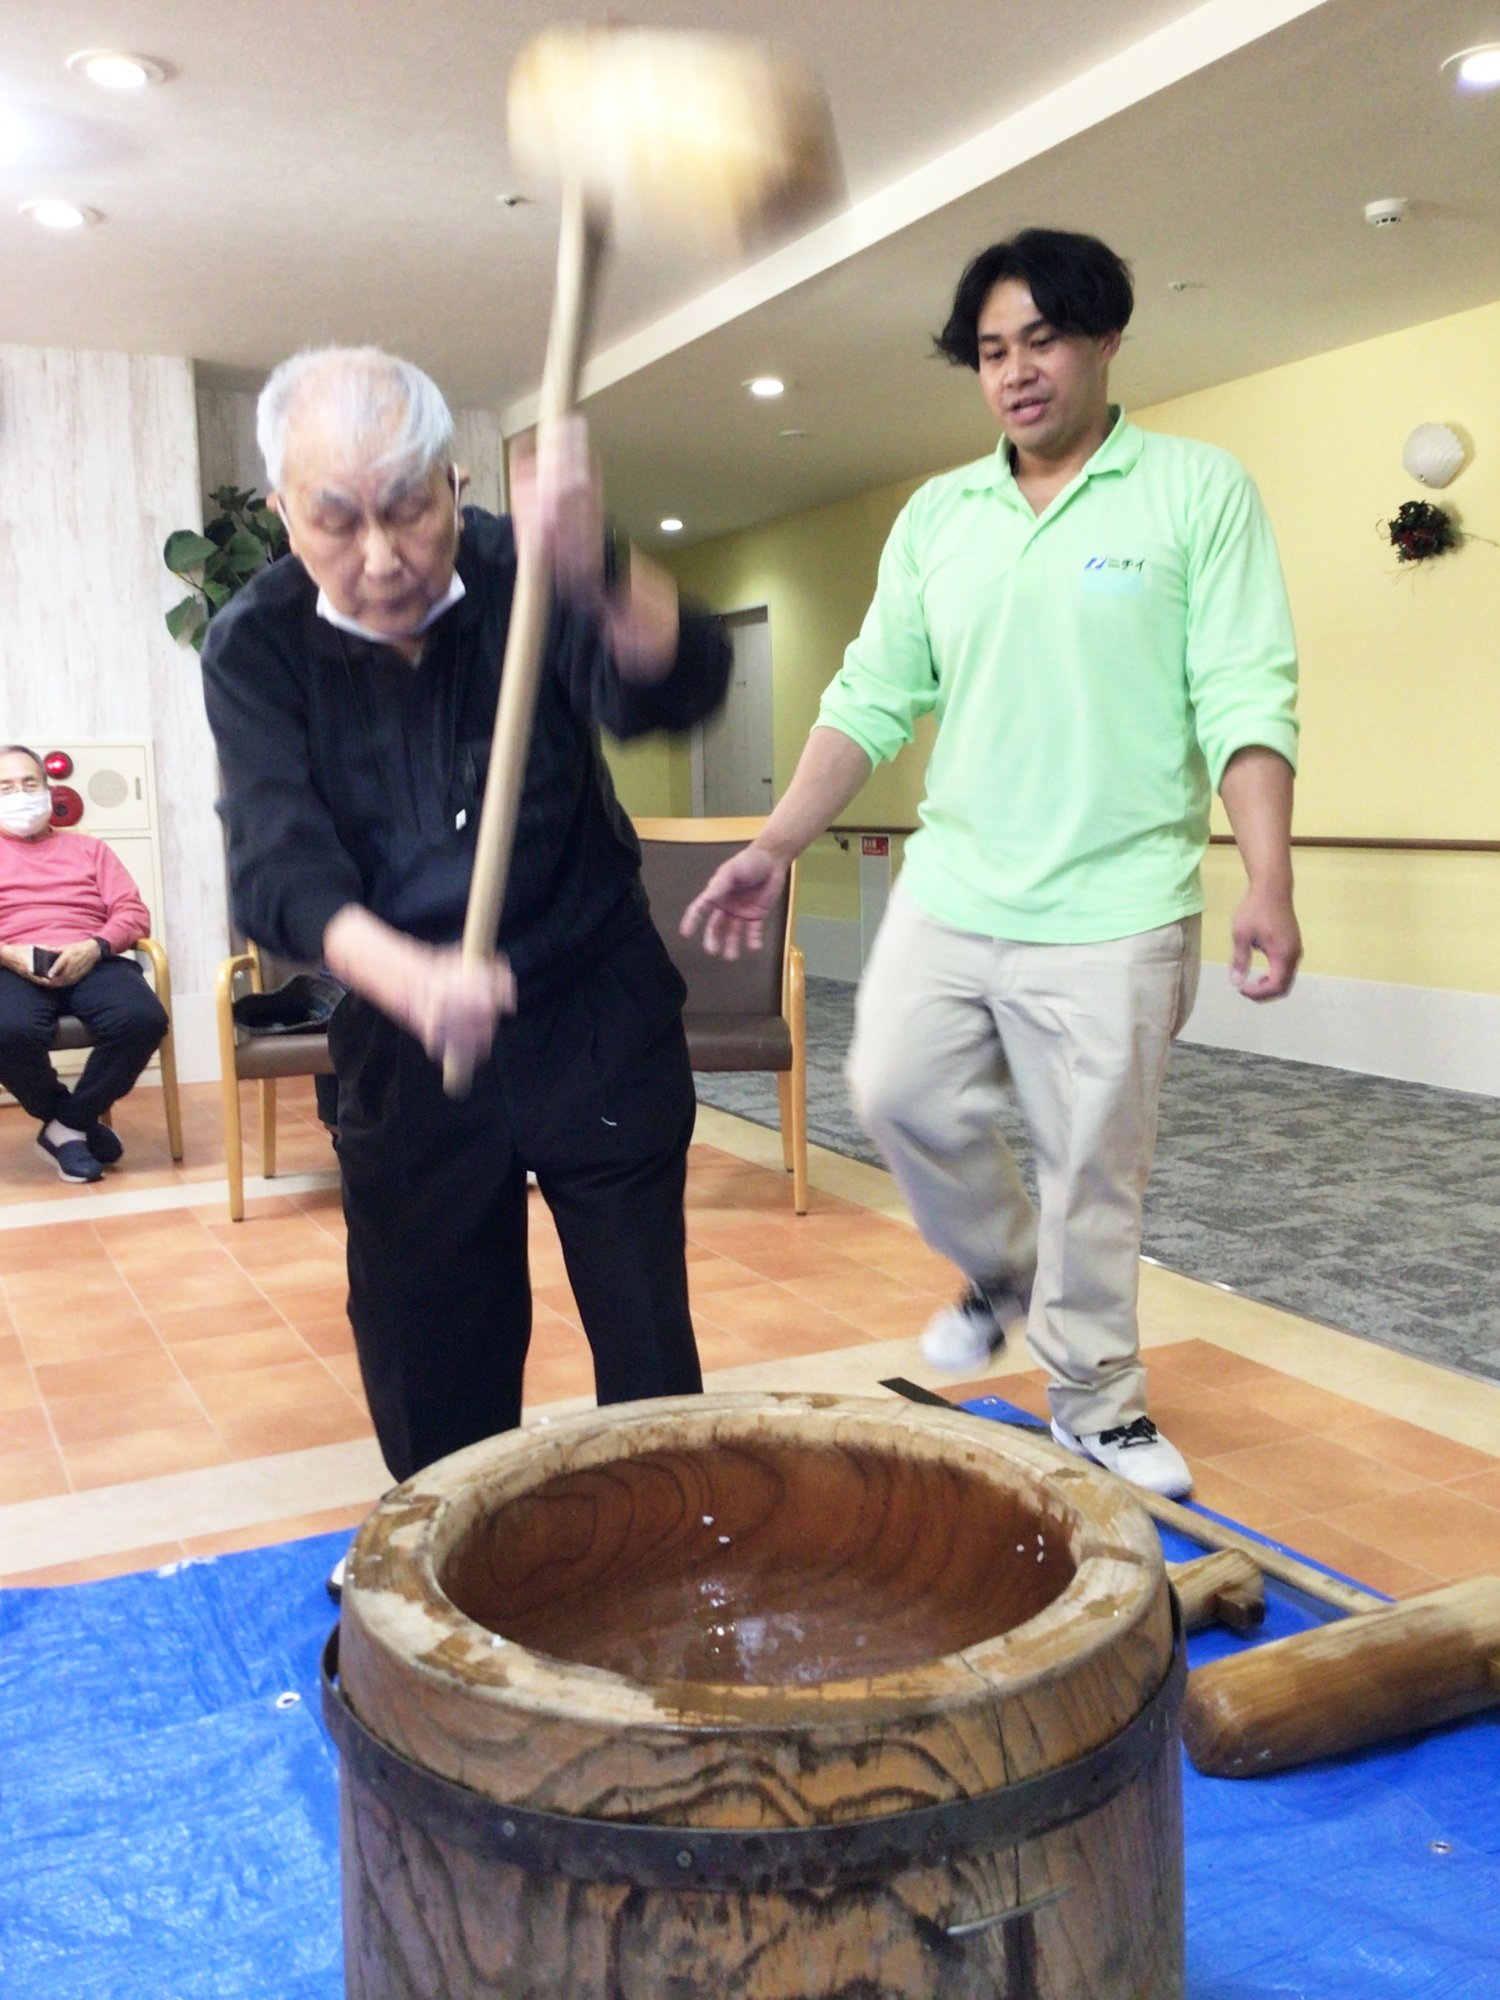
660, 517, 684, 533
66, 49, 170, 90
747, 376, 785, 399
19, 199, 101, 230
1443, 44, 1500, 89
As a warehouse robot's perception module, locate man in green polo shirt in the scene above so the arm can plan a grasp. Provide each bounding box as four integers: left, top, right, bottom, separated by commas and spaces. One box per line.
683, 228, 1300, 1498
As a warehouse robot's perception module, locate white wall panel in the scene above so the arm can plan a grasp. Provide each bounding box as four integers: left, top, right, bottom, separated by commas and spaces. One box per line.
0, 347, 227, 1023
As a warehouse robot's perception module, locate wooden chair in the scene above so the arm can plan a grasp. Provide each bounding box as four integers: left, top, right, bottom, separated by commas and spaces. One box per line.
633, 815, 807, 1213
215, 942, 335, 1222
49, 936, 183, 1162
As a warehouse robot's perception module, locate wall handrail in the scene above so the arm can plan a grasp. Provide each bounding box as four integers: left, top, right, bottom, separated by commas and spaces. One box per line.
827, 823, 917, 840
823, 827, 1499, 852
1209, 835, 1500, 854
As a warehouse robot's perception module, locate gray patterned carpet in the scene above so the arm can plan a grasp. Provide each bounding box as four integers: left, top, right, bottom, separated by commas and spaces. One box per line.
697, 978, 1500, 1385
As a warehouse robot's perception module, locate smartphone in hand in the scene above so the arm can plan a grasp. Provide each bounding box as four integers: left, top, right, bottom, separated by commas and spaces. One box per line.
31, 946, 58, 977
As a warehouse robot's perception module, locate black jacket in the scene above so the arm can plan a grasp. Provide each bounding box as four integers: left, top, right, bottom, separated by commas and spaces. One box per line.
201, 508, 729, 993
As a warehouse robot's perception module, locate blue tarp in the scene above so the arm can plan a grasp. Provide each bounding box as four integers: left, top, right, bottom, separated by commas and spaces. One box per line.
0, 1404, 1495, 1998
0, 1538, 345, 2000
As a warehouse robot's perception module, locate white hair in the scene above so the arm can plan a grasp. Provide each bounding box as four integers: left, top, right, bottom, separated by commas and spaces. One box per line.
256, 345, 455, 492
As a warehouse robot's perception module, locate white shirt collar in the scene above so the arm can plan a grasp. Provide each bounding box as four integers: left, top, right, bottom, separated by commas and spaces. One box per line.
315, 571, 466, 647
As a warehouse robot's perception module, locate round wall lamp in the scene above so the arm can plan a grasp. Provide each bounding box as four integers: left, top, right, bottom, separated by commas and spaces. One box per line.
1402, 424, 1466, 489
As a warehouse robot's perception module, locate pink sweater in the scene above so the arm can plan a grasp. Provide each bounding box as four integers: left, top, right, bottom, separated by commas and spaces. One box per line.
0, 829, 152, 953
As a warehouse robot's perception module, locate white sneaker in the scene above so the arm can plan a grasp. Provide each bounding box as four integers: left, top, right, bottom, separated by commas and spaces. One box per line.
920, 1283, 1021, 1372
1050, 1416, 1193, 1499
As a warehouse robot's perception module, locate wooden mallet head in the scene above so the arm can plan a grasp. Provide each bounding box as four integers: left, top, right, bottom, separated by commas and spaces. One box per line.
507, 24, 843, 247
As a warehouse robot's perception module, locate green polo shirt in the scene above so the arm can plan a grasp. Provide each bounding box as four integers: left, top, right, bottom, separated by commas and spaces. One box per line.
817, 411, 1299, 943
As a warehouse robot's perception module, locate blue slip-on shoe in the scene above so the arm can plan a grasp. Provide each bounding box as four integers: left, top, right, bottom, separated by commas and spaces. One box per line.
36, 1130, 104, 1183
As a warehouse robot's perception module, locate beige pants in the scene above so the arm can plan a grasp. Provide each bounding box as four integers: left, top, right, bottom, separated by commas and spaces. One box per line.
848, 882, 1201, 1435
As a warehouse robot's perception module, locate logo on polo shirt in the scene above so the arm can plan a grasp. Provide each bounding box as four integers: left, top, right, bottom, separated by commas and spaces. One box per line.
1082, 555, 1146, 595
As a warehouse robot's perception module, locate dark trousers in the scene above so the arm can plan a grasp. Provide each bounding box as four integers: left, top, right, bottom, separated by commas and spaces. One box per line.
330, 922, 702, 1482
0, 958, 168, 1129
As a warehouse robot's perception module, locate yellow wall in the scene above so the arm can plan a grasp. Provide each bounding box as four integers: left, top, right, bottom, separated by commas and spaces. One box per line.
665, 474, 935, 917
664, 294, 1500, 987
600, 732, 686, 817
1148, 297, 1500, 991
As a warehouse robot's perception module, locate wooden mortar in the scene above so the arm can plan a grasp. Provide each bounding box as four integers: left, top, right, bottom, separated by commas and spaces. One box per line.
331, 1391, 1186, 1999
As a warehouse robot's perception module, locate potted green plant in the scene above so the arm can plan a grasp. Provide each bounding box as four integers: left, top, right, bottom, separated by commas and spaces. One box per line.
163, 486, 288, 650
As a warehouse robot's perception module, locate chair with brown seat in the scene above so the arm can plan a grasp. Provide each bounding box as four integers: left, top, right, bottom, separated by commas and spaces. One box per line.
215, 942, 336, 1222
633, 815, 807, 1213
49, 936, 184, 1162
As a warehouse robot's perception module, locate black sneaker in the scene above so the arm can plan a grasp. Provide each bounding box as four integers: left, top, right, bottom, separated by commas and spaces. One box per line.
86, 1122, 124, 1166
36, 1130, 103, 1183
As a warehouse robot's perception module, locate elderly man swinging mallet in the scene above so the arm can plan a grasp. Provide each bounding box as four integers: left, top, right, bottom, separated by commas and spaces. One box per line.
201, 349, 728, 1493
201, 26, 840, 1554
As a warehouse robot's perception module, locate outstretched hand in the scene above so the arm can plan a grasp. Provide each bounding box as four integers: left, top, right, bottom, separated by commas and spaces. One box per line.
680, 847, 787, 961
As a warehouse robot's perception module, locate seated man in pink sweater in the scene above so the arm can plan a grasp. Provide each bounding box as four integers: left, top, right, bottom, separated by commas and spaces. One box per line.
0, 745, 168, 1183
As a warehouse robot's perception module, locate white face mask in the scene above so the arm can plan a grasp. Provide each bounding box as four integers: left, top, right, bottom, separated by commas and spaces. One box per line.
315, 570, 466, 647
0, 790, 51, 837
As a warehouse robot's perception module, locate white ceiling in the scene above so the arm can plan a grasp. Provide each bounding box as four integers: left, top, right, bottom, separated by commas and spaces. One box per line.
2, 0, 1497, 542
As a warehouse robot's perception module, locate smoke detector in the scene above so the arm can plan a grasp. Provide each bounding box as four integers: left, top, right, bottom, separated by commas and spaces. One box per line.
1364, 197, 1409, 229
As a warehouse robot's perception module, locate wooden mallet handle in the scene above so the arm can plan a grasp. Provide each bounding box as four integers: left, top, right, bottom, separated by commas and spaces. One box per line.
879, 1376, 1386, 1620
443, 187, 606, 1098
1123, 1478, 1386, 1619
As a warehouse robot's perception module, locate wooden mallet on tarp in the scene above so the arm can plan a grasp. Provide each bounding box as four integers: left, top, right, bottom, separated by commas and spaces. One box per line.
1184, 1575, 1500, 1776
443, 26, 842, 1096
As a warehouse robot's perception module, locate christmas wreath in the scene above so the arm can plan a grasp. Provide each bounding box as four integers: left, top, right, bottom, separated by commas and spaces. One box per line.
1386, 499, 1457, 563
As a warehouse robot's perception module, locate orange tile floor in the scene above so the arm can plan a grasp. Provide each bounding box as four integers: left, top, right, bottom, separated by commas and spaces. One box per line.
3, 1078, 1499, 1596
